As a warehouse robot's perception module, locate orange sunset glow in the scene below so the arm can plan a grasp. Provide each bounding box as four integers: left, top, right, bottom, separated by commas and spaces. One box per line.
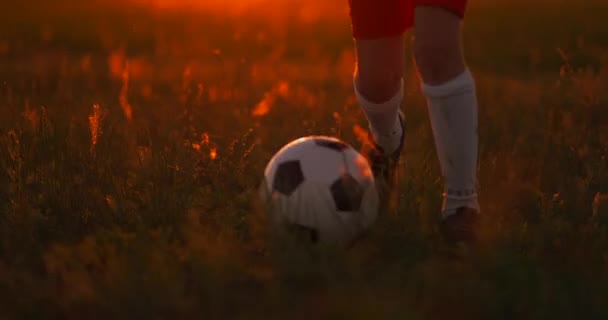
133, 0, 349, 22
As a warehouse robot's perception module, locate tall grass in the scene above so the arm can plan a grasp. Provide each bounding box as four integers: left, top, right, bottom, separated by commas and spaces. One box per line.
0, 1, 606, 318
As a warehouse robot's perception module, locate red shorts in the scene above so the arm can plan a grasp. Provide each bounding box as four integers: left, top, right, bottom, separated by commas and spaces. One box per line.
349, 0, 468, 39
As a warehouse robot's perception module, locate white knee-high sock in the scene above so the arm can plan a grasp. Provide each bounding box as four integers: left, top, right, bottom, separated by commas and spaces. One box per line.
422, 69, 479, 218
354, 78, 404, 154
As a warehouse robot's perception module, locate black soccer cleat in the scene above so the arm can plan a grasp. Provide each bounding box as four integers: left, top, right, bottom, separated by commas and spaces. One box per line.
363, 111, 406, 189
439, 207, 480, 244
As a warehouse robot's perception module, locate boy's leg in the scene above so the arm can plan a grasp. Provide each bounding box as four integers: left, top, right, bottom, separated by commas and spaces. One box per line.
348, 0, 411, 183
413, 4, 480, 242
354, 36, 404, 155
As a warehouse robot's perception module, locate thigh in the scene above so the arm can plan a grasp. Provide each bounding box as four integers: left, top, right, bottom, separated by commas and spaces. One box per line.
413, 6, 466, 84
348, 0, 414, 39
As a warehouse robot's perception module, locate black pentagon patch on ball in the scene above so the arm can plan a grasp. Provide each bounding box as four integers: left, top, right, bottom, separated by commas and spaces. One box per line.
273, 160, 304, 196
330, 174, 364, 211
313, 138, 349, 151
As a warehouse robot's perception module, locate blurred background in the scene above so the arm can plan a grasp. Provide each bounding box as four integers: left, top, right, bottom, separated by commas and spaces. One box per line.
0, 0, 607, 318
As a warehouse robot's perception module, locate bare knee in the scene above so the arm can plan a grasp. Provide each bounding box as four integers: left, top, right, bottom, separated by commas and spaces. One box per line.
413, 6, 466, 85
414, 42, 464, 85
354, 35, 404, 103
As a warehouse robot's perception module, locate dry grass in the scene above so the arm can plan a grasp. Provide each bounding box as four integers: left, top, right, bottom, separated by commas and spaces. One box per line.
0, 1, 606, 318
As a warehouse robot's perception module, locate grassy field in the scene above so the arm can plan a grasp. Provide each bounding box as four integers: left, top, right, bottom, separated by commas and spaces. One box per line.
0, 0, 607, 318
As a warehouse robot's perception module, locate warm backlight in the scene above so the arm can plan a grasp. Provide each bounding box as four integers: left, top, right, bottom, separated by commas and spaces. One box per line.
134, 0, 348, 22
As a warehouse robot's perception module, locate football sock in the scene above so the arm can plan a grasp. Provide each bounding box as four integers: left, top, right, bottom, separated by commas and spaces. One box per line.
354, 78, 404, 154
422, 69, 480, 218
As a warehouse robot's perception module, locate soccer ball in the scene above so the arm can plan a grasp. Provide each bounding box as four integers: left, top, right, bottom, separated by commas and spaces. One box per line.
259, 136, 379, 247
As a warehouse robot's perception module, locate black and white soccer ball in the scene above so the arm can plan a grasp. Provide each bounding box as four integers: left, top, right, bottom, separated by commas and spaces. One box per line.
260, 136, 379, 247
